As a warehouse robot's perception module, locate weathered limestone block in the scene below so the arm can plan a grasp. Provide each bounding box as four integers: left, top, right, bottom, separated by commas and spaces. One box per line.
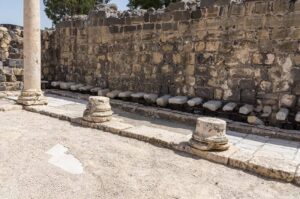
187, 97, 203, 107
83, 96, 113, 123
222, 102, 237, 112
276, 108, 289, 121
106, 90, 121, 99
295, 112, 300, 122
189, 117, 229, 151
98, 89, 110, 96
51, 81, 62, 88
239, 104, 254, 115
118, 91, 133, 98
79, 85, 93, 92
168, 96, 188, 105
203, 100, 222, 111
280, 94, 296, 108
247, 116, 264, 125
156, 95, 171, 107
90, 87, 102, 93
131, 92, 146, 99
70, 84, 84, 91
261, 106, 272, 117
144, 93, 158, 104
60, 82, 76, 90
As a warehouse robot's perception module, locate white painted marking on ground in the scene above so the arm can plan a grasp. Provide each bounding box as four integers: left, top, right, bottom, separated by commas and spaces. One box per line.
46, 144, 83, 174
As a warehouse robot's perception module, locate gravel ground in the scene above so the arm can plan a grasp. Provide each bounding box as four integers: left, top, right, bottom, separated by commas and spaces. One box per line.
0, 110, 299, 199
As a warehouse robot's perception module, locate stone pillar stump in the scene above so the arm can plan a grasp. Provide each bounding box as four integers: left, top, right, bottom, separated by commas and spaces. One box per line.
190, 117, 230, 151
83, 96, 113, 123
17, 0, 47, 106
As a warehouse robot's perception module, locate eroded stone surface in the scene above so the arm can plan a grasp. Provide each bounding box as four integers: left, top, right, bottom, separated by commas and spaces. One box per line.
144, 93, 158, 103
156, 95, 171, 107
222, 102, 237, 112
169, 96, 188, 105
187, 97, 203, 107
276, 108, 289, 121
202, 100, 222, 111
239, 104, 254, 115
106, 90, 121, 99
83, 96, 113, 123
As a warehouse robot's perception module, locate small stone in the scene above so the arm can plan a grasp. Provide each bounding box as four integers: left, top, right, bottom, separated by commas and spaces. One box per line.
239, 104, 254, 115
83, 96, 113, 123
60, 82, 76, 90
169, 96, 188, 105
203, 100, 222, 111
280, 94, 296, 108
261, 106, 272, 118
247, 116, 264, 125
222, 102, 237, 112
276, 108, 289, 121
295, 112, 300, 122
187, 97, 203, 107
190, 117, 229, 151
118, 91, 133, 98
131, 92, 146, 99
106, 90, 121, 99
144, 93, 158, 103
98, 89, 110, 96
70, 84, 84, 91
156, 95, 171, 107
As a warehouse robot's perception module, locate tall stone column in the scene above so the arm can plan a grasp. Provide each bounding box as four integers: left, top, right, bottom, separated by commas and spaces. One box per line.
18, 0, 47, 105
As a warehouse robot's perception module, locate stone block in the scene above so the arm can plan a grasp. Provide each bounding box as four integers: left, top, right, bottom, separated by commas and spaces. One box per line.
79, 85, 93, 92
106, 90, 121, 99
51, 81, 62, 88
83, 96, 113, 123
131, 92, 146, 99
156, 95, 171, 107
276, 108, 289, 121
90, 87, 102, 93
118, 91, 133, 98
280, 94, 296, 108
239, 104, 254, 115
195, 87, 214, 99
70, 84, 84, 91
60, 82, 76, 90
144, 94, 158, 103
203, 100, 222, 111
168, 96, 188, 105
222, 102, 237, 112
98, 89, 110, 96
241, 89, 256, 104
239, 79, 255, 90
8, 59, 23, 68
261, 106, 272, 118
187, 97, 203, 107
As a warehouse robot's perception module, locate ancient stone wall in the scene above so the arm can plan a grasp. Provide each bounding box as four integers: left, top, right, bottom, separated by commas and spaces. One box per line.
0, 24, 24, 91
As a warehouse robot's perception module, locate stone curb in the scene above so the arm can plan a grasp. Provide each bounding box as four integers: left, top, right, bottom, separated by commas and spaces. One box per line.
46, 90, 300, 142
0, 104, 23, 112
22, 104, 300, 186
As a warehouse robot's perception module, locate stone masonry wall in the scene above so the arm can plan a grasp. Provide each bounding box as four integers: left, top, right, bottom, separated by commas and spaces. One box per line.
43, 0, 300, 119
0, 24, 24, 91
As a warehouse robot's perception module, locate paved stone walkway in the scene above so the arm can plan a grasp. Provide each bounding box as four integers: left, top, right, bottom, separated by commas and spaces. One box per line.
1, 94, 300, 186
0, 110, 299, 199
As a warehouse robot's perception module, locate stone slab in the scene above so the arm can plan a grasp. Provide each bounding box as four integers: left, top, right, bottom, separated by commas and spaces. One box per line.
168, 96, 188, 105
187, 97, 203, 107
202, 100, 222, 111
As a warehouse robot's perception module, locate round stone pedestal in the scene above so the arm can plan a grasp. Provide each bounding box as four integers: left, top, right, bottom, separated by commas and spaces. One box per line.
17, 89, 48, 106
83, 96, 113, 123
190, 117, 230, 151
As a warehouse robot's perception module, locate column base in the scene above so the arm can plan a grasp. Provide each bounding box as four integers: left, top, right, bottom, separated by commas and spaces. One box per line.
17, 90, 48, 106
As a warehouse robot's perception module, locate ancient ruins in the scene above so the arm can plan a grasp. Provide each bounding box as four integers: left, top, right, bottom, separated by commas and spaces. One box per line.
1, 0, 300, 193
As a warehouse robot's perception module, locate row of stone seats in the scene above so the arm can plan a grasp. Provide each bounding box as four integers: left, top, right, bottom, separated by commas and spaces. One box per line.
50, 82, 300, 127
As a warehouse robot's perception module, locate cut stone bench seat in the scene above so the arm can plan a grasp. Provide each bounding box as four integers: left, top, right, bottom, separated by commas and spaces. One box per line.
156, 95, 171, 107
222, 102, 237, 112
70, 84, 84, 91
60, 82, 76, 90
276, 108, 289, 121
239, 104, 254, 115
168, 96, 188, 105
131, 92, 146, 99
90, 87, 102, 93
106, 90, 121, 99
187, 97, 203, 107
119, 91, 133, 98
296, 112, 300, 122
79, 85, 93, 92
98, 89, 110, 96
202, 100, 222, 111
51, 81, 62, 88
144, 93, 158, 103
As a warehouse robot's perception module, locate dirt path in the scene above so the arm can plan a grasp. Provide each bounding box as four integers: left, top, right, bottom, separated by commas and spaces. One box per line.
0, 110, 299, 199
